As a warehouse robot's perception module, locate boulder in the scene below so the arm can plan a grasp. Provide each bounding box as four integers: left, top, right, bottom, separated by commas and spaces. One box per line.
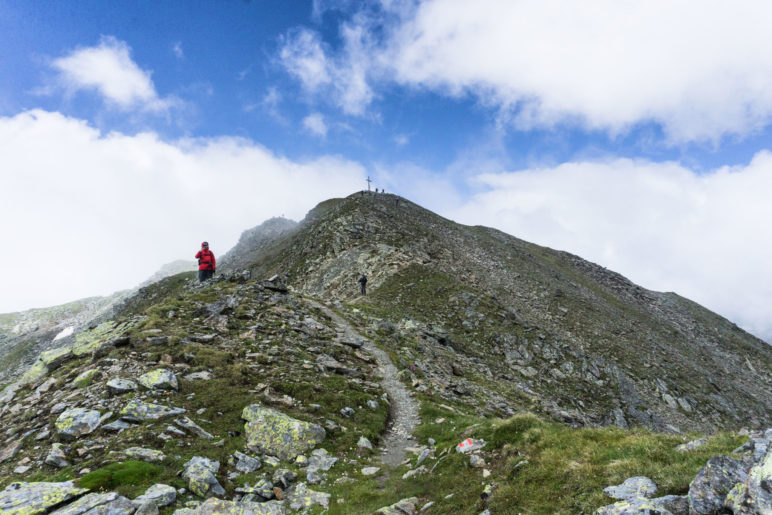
688, 455, 751, 514
0, 440, 22, 464
185, 498, 286, 514
138, 369, 178, 391
307, 448, 338, 473
182, 457, 225, 498
174, 417, 214, 440
723, 447, 772, 513
106, 378, 138, 396
55, 408, 102, 440
604, 477, 658, 500
285, 482, 330, 511
374, 497, 420, 515
132, 484, 176, 508
45, 443, 70, 468
122, 447, 165, 463
0, 481, 88, 514
49, 492, 127, 515
120, 400, 185, 422
242, 404, 325, 461
231, 451, 261, 473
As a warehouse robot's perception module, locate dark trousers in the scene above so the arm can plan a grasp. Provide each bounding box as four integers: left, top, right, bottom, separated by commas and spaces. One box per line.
199, 269, 214, 282
360, 283, 366, 295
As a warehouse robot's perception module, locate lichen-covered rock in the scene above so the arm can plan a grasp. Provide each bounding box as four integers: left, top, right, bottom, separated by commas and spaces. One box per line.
122, 447, 165, 463
55, 408, 102, 440
185, 498, 286, 514
236, 479, 274, 500
604, 477, 658, 500
594, 497, 673, 515
285, 482, 331, 511
174, 416, 213, 440
120, 400, 185, 421
231, 451, 261, 473
306, 448, 338, 473
71, 369, 100, 388
0, 481, 88, 514
723, 447, 772, 514
242, 404, 325, 461
132, 484, 176, 508
74, 496, 136, 515
374, 497, 420, 515
138, 369, 178, 391
49, 492, 128, 515
688, 455, 751, 514
106, 378, 137, 396
182, 457, 225, 498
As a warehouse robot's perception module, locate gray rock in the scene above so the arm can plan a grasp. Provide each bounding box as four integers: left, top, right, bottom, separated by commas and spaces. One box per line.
285, 482, 330, 511
132, 483, 177, 507
306, 469, 322, 484
45, 443, 70, 468
102, 419, 133, 433
0, 440, 22, 463
375, 497, 420, 514
595, 497, 674, 515
362, 466, 380, 476
183, 457, 225, 498
340, 407, 355, 417
174, 417, 214, 440
604, 477, 658, 500
242, 404, 325, 461
134, 500, 159, 515
106, 378, 138, 396
231, 451, 261, 473
120, 400, 185, 422
416, 448, 432, 466
675, 438, 707, 452
0, 481, 88, 513
50, 492, 122, 515
272, 468, 296, 489
367, 400, 379, 409
55, 408, 102, 440
402, 465, 428, 479
122, 447, 165, 463
82, 496, 137, 515
184, 371, 212, 381
307, 448, 338, 473
469, 454, 486, 468
185, 498, 286, 514
138, 369, 178, 391
235, 478, 274, 500
688, 455, 751, 514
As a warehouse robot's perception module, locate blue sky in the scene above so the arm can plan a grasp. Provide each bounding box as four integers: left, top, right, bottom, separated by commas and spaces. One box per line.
2, 0, 772, 342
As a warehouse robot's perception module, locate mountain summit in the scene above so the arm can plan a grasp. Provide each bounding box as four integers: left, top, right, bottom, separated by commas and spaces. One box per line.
228, 192, 772, 433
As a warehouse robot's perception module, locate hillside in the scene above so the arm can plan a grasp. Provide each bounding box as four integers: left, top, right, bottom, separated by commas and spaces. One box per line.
1, 193, 771, 514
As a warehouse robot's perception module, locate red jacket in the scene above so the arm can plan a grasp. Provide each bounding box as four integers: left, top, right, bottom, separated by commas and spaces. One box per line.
195, 249, 216, 271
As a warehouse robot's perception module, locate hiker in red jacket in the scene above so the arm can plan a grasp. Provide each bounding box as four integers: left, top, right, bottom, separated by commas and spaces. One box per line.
195, 241, 216, 282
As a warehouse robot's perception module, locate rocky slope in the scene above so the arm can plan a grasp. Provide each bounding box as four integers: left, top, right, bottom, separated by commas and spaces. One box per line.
229, 193, 772, 434
1, 192, 771, 514
0, 260, 195, 385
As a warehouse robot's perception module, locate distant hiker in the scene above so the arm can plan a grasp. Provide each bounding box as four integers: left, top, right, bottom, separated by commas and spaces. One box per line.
358, 273, 368, 295
196, 241, 216, 282
395, 198, 399, 207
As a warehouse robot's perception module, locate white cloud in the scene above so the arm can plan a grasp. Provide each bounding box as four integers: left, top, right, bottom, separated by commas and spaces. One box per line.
444, 155, 772, 342
303, 112, 328, 136
51, 36, 175, 112
393, 134, 409, 146
279, 27, 374, 115
0, 109, 365, 313
172, 41, 184, 59
282, 0, 772, 142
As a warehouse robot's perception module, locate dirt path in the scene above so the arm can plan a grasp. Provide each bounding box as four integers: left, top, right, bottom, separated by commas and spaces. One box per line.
306, 299, 419, 468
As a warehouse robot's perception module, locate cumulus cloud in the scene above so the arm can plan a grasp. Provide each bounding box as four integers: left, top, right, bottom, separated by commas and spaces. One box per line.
303, 112, 328, 136
0, 110, 365, 313
51, 36, 175, 112
281, 0, 772, 142
444, 156, 772, 342
279, 27, 374, 115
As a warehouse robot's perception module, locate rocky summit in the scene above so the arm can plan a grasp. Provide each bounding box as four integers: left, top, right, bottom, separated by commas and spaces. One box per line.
1, 192, 771, 514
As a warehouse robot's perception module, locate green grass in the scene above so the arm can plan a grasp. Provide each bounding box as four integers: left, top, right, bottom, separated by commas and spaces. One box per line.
77, 461, 163, 497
